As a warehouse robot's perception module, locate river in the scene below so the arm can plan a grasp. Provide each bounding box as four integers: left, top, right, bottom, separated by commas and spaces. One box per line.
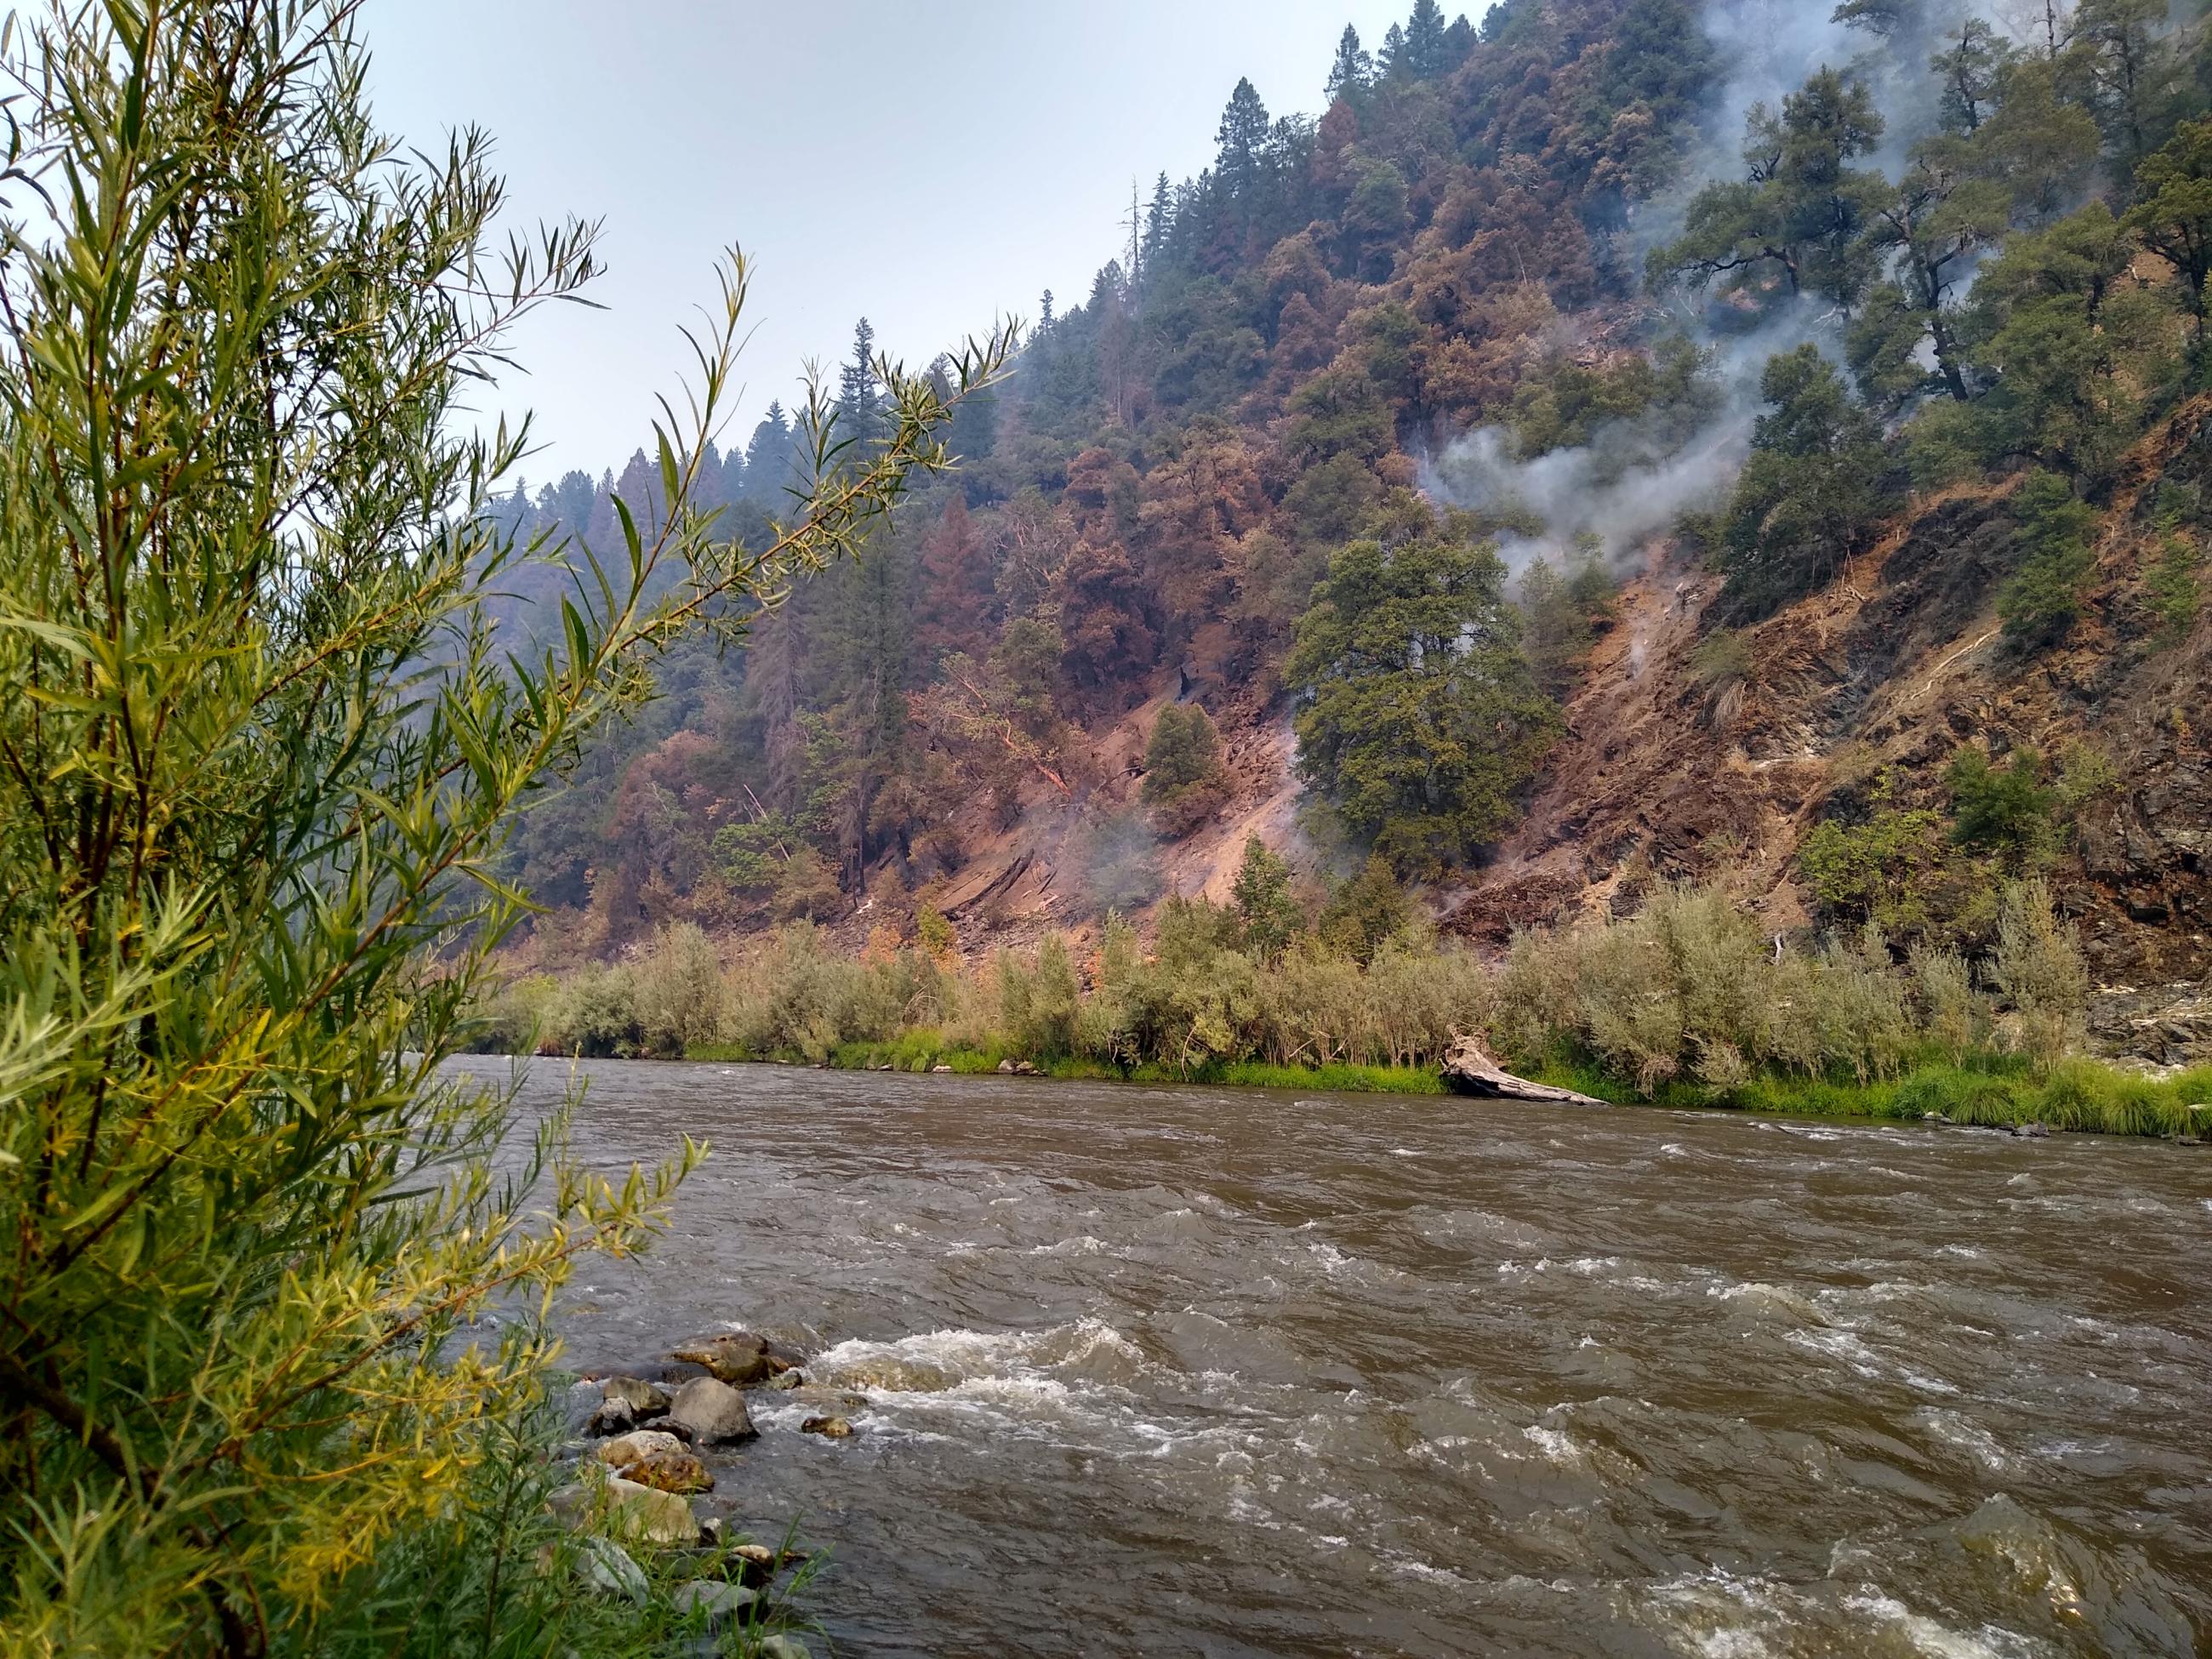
510, 1060, 2211, 1657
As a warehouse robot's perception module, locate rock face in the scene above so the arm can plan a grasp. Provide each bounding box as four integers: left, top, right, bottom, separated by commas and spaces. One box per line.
2091, 979, 2212, 1067
670, 1331, 801, 1386
664, 1376, 757, 1446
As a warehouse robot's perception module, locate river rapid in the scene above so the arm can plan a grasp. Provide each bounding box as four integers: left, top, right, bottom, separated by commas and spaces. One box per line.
508, 1061, 2211, 1657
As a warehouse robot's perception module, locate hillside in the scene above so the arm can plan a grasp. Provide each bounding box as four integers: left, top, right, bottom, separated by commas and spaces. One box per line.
494, 0, 2212, 1063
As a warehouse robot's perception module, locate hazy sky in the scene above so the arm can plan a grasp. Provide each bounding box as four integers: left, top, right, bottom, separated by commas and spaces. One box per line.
366, 1, 1435, 483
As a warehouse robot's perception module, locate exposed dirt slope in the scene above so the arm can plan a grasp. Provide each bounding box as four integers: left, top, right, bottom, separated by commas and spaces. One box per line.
1444, 403, 2212, 1057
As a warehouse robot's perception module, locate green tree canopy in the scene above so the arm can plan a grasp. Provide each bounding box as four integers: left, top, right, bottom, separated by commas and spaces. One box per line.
1230, 838, 1304, 964
2127, 115, 2212, 345
1650, 68, 1888, 308
1717, 345, 1895, 619
1286, 528, 1560, 870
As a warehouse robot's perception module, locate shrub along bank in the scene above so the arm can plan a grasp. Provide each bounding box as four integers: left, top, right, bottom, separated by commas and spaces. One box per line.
479, 877, 2209, 1139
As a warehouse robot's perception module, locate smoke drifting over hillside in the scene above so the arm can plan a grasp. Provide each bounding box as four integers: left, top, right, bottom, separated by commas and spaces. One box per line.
1421, 304, 1837, 572
1424, 0, 2018, 574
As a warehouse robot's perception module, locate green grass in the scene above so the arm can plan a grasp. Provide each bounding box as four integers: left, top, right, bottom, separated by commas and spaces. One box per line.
1527, 1049, 2212, 1138
677, 1040, 2209, 1139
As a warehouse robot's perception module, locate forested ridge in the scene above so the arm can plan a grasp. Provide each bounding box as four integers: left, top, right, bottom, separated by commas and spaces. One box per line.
497, 0, 2212, 1046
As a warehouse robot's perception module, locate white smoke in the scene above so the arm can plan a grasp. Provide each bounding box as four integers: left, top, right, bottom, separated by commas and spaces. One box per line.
1422, 303, 1843, 574
1422, 1, 2024, 576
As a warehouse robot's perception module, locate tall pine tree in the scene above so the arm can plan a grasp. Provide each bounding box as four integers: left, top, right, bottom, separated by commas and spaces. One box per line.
1325, 25, 1373, 101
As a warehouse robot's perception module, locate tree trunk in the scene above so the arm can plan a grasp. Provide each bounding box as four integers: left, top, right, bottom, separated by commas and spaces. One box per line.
1440, 1037, 1607, 1105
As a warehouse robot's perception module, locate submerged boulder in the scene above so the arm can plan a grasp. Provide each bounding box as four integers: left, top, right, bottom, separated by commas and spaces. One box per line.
800, 1414, 854, 1440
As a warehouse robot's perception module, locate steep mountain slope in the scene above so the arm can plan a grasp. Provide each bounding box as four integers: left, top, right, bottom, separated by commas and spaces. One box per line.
1455, 397, 2212, 1055
496, 0, 2212, 1061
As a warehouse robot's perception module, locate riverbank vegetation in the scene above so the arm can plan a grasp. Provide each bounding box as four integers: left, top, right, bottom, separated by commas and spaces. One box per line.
482, 847, 2209, 1139
0, 1, 1001, 1650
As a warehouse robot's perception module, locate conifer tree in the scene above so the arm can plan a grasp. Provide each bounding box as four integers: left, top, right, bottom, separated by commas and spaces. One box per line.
840, 316, 883, 447
1286, 527, 1560, 870
1325, 25, 1374, 101
1405, 0, 1451, 77
1216, 77, 1273, 198
1143, 171, 1176, 270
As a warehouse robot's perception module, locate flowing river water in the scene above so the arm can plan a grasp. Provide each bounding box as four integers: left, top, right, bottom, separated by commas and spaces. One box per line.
506, 1060, 2211, 1657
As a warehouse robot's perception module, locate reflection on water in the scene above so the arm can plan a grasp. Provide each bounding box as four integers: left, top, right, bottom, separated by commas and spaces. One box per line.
487, 1059, 2211, 1658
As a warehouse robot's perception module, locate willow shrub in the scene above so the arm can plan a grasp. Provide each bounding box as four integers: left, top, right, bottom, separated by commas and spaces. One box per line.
0, 4, 1006, 1652
1491, 880, 2089, 1091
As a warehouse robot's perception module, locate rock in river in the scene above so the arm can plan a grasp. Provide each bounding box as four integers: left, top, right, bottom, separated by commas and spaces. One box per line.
600, 1375, 670, 1417
670, 1331, 802, 1386
549, 1475, 700, 1548
673, 1579, 759, 1627
664, 1376, 757, 1446
800, 1414, 855, 1440
625, 1450, 714, 1495
595, 1429, 687, 1471
584, 1394, 634, 1437
578, 1536, 648, 1604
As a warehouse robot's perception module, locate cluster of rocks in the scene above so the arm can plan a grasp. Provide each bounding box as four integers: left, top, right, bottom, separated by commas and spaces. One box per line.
545, 1329, 869, 1649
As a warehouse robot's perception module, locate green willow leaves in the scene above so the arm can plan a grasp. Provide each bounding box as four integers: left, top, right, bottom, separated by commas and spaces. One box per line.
0, 3, 1007, 1654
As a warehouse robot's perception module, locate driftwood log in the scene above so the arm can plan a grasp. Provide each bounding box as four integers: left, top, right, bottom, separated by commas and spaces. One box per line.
1440, 1037, 1607, 1106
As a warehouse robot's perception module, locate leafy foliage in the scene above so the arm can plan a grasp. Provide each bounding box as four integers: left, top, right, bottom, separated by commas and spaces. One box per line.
1714, 346, 1894, 620
1948, 749, 2058, 858
1230, 838, 1305, 964
0, 4, 1003, 1648
1142, 704, 1233, 834
1287, 526, 1560, 870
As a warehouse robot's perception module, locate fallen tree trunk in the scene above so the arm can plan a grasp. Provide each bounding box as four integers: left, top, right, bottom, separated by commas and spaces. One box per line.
1440, 1037, 1607, 1106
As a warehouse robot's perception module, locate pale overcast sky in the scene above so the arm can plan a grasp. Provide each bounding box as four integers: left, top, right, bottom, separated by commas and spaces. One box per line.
366, 1, 1436, 482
